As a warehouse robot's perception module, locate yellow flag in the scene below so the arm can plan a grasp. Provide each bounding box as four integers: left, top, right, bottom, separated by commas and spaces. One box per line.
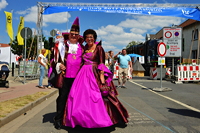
44, 49, 50, 57
17, 16, 24, 45
4, 11, 14, 41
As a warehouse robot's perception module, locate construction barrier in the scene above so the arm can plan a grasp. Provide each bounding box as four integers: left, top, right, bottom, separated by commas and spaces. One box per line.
177, 64, 200, 82
127, 66, 132, 79
19, 61, 40, 79
150, 67, 170, 79
150, 67, 157, 79
113, 62, 119, 79
166, 68, 171, 76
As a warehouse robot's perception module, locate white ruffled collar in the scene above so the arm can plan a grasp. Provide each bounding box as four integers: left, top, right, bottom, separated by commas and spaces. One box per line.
67, 41, 79, 54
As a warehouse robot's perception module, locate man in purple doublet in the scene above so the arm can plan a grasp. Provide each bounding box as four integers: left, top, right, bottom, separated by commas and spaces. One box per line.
64, 41, 83, 78
53, 17, 84, 130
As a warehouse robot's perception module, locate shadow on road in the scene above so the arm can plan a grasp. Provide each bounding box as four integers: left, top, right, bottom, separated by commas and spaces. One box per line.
43, 112, 56, 124
62, 125, 116, 133
167, 108, 200, 118
43, 112, 128, 133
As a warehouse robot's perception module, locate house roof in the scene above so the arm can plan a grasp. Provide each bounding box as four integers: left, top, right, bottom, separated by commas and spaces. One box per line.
0, 43, 9, 47
179, 19, 198, 28
133, 60, 145, 71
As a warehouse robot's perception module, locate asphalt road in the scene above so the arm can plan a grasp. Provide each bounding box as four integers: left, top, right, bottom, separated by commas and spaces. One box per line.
1, 78, 200, 133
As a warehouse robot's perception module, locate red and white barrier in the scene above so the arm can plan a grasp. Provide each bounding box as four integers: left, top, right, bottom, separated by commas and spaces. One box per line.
113, 63, 119, 79
150, 68, 157, 79
166, 68, 171, 76
127, 65, 132, 79
177, 64, 200, 82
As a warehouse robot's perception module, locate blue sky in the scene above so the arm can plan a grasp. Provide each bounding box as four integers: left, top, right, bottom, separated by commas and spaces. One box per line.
0, 0, 199, 54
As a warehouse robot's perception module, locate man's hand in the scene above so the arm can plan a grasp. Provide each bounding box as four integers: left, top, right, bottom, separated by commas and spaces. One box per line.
130, 67, 133, 73
59, 64, 66, 71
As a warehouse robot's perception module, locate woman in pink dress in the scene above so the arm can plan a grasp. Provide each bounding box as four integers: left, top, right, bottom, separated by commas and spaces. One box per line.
63, 29, 128, 128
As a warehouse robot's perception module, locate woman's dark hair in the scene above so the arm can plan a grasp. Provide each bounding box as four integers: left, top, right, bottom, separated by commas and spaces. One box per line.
83, 29, 97, 42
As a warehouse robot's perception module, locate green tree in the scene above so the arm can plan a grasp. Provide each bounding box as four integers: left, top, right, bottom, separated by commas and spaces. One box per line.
10, 35, 49, 59
126, 41, 142, 49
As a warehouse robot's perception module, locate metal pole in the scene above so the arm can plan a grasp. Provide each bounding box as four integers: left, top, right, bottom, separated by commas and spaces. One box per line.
9, 9, 14, 67
67, 12, 68, 32
160, 65, 162, 88
23, 27, 27, 84
9, 45, 11, 67
172, 58, 174, 76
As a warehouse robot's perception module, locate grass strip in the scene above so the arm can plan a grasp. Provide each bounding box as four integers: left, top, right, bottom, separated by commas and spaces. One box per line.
0, 91, 50, 118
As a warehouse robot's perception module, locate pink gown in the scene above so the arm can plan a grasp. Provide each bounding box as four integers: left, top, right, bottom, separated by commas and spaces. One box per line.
63, 42, 128, 128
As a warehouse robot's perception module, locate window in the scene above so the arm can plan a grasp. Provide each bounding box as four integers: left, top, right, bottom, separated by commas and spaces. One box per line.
182, 38, 184, 52
192, 50, 197, 59
192, 29, 199, 40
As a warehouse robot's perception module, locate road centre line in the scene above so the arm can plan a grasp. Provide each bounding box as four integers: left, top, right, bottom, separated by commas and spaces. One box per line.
130, 80, 200, 113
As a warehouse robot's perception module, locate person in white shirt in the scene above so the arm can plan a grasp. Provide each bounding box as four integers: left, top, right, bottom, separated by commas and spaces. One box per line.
38, 49, 48, 88
108, 50, 114, 73
105, 52, 109, 69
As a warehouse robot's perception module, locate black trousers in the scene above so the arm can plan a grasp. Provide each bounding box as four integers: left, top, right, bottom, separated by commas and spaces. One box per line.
54, 78, 75, 121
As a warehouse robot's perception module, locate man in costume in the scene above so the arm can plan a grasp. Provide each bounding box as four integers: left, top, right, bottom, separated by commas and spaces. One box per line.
51, 17, 84, 130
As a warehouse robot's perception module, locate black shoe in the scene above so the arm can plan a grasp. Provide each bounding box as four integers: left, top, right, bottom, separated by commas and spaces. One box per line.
115, 121, 127, 128
121, 86, 127, 89
116, 85, 121, 88
53, 118, 62, 130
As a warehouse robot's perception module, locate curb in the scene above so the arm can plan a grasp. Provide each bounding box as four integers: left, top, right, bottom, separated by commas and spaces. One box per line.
0, 89, 58, 128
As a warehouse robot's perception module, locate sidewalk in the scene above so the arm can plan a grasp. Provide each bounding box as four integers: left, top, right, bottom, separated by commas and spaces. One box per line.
0, 74, 58, 127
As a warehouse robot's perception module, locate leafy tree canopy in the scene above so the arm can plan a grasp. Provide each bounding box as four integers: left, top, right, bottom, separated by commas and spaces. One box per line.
126, 41, 142, 49
10, 35, 50, 59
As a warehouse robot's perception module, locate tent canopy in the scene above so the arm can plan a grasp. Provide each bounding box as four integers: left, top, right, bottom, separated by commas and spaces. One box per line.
128, 54, 142, 58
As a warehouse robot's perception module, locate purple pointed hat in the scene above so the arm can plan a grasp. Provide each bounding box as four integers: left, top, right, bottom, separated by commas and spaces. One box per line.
70, 17, 80, 34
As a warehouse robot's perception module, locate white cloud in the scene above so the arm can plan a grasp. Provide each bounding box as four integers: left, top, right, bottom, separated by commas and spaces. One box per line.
0, 0, 8, 10
118, 15, 185, 31
118, 18, 153, 29
43, 12, 71, 25
15, 10, 28, 15
95, 14, 186, 52
130, 28, 147, 34
99, 25, 124, 34
15, 6, 71, 27
134, 15, 185, 28
96, 25, 144, 52
96, 24, 144, 45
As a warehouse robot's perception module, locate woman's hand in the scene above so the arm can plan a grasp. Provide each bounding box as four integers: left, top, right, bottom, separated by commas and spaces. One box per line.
100, 71, 105, 84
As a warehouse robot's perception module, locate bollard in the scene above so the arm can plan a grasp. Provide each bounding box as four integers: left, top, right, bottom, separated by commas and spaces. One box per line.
12, 62, 15, 77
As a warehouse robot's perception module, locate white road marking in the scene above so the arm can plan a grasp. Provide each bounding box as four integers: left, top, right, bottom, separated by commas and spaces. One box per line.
130, 80, 200, 113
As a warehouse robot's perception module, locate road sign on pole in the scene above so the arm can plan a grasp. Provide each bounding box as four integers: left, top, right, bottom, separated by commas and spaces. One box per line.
163, 27, 182, 57
20, 27, 32, 84
157, 42, 166, 57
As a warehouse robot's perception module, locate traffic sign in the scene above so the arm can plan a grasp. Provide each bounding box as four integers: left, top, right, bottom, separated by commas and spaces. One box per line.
157, 42, 166, 57
163, 27, 182, 57
164, 31, 172, 38
50, 29, 56, 37
20, 27, 32, 39
158, 57, 165, 65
